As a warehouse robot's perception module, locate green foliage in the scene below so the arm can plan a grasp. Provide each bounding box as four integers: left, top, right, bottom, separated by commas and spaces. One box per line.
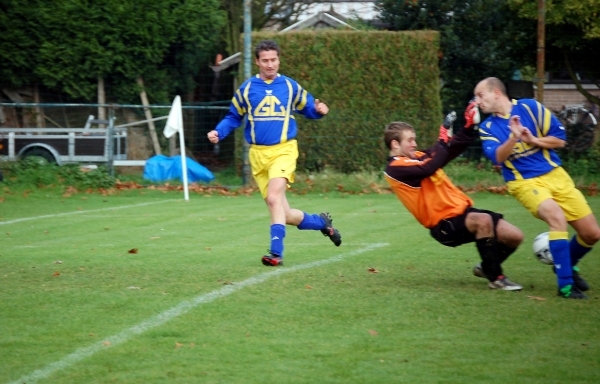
1, 159, 115, 189
0, 0, 225, 103
508, 0, 600, 42
561, 139, 600, 178
0, 0, 46, 88
376, 0, 537, 116
508, 0, 600, 106
236, 30, 442, 173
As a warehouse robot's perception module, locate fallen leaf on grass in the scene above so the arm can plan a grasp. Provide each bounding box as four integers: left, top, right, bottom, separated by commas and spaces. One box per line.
526, 296, 546, 301
128, 248, 138, 254
102, 341, 111, 346
53, 260, 62, 264
367, 267, 379, 273
150, 236, 160, 240
205, 247, 211, 251
305, 285, 312, 289
175, 342, 183, 349
52, 271, 60, 277
368, 330, 378, 336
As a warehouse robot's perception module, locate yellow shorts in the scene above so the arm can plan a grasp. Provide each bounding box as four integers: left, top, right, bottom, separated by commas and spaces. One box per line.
249, 140, 298, 198
507, 167, 592, 221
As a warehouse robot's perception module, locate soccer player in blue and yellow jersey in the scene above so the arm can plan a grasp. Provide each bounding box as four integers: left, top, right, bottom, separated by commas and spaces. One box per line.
473, 77, 600, 299
384, 112, 524, 291
207, 40, 341, 266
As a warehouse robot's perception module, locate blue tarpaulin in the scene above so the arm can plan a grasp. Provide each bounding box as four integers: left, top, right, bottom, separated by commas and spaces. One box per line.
143, 155, 214, 183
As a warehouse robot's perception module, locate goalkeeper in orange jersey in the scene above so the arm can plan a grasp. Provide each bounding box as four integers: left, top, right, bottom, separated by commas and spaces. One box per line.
383, 108, 524, 291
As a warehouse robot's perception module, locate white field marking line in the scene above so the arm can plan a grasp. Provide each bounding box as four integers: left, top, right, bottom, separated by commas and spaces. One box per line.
7, 242, 388, 384
0, 200, 177, 226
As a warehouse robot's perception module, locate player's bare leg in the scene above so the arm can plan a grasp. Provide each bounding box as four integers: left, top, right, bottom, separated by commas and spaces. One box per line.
569, 213, 600, 246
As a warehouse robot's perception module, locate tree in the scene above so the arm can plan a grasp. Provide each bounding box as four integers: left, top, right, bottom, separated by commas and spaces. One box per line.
0, 0, 46, 89
1, 0, 225, 104
376, 0, 536, 115
508, 0, 600, 106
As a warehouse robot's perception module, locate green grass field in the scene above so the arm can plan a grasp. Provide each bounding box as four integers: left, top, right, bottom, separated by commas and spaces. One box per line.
1, 188, 599, 383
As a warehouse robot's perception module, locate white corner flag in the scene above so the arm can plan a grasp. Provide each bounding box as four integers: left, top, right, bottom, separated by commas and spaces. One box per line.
163, 95, 189, 201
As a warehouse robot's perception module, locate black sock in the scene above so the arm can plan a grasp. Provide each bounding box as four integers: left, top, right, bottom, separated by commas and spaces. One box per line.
476, 237, 503, 282
496, 243, 517, 264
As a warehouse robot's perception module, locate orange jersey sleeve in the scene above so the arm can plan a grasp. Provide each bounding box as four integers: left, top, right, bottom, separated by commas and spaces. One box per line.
384, 145, 473, 228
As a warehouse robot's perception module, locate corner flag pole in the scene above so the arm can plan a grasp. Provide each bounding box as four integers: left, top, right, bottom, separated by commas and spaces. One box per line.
163, 95, 189, 201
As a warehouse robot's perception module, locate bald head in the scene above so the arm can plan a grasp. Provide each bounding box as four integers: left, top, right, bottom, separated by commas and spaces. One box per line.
477, 77, 508, 97
474, 77, 512, 115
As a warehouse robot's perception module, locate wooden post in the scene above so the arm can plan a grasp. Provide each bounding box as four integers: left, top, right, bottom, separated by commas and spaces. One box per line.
98, 77, 106, 128
33, 84, 45, 128
169, 132, 176, 156
137, 77, 162, 155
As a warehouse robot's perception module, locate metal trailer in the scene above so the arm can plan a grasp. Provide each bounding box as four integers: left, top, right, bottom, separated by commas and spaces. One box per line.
0, 116, 129, 167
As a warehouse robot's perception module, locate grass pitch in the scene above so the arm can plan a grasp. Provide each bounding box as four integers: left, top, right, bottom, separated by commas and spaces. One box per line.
1, 188, 599, 383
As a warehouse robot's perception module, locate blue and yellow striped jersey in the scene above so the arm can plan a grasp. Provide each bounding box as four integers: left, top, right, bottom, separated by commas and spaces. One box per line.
214, 73, 323, 145
479, 98, 565, 182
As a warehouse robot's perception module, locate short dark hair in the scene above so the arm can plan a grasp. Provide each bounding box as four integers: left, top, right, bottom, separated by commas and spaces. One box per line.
255, 40, 280, 59
384, 122, 415, 150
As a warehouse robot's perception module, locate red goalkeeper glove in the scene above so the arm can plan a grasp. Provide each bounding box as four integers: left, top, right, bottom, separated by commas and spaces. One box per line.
438, 111, 456, 144
464, 99, 480, 128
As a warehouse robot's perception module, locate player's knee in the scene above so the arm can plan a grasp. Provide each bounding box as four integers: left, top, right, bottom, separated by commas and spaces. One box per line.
495, 219, 523, 247
510, 227, 525, 246
264, 194, 282, 209
469, 213, 494, 236
580, 228, 600, 246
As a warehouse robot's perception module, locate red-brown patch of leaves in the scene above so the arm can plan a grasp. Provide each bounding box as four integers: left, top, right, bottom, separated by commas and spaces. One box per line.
114, 180, 257, 196
579, 182, 598, 197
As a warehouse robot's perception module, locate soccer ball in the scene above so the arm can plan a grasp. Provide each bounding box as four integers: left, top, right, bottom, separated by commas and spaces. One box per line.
532, 232, 553, 265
